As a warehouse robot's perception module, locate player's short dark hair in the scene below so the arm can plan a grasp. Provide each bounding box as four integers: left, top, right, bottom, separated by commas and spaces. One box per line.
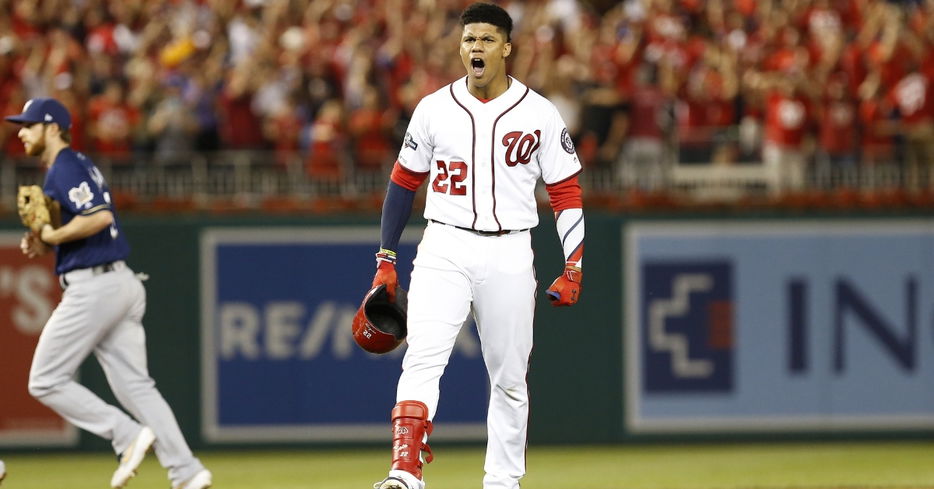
460, 2, 513, 42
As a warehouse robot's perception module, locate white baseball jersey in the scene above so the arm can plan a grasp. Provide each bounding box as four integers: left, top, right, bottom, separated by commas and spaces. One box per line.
398, 76, 582, 231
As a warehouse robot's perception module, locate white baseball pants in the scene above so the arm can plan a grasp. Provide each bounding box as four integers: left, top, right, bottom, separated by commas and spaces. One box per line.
398, 221, 536, 489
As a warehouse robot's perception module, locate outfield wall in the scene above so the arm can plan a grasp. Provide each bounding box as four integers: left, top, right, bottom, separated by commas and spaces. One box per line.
1, 212, 933, 451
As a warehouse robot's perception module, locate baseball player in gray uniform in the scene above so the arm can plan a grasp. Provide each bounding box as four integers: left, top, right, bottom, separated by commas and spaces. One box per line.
6, 98, 212, 489
369, 3, 585, 489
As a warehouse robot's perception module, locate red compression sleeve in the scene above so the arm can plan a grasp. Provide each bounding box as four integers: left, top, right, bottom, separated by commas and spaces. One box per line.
391, 161, 428, 191
545, 175, 583, 211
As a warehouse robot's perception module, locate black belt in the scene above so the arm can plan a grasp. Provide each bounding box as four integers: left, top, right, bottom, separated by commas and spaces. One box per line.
59, 261, 119, 288
91, 262, 118, 274
430, 220, 528, 236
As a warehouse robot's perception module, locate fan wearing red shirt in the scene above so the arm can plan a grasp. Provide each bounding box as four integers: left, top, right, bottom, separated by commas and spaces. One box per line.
620, 63, 673, 189
857, 72, 897, 171
87, 80, 139, 158
748, 71, 814, 196
815, 73, 859, 187
888, 63, 934, 188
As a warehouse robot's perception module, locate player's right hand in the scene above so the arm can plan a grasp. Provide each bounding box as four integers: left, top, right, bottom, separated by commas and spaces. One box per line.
20, 230, 50, 258
372, 249, 399, 301
546, 264, 582, 306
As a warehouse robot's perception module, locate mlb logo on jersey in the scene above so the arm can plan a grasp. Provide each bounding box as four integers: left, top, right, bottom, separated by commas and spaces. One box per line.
640, 261, 734, 393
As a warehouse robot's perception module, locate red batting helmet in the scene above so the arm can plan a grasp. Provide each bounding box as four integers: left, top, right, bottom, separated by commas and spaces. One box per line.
352, 284, 408, 354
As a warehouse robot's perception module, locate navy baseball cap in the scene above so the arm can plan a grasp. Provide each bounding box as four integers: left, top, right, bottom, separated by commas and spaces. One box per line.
5, 97, 71, 130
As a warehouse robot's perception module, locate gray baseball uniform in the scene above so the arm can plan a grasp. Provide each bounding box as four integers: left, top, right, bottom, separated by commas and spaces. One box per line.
20, 139, 205, 487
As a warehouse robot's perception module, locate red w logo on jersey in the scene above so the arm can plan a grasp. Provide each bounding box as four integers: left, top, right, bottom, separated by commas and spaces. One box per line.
502, 130, 541, 167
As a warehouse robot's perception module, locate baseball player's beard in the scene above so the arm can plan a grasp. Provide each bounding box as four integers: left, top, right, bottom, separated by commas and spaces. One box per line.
24, 137, 44, 157
22, 127, 47, 157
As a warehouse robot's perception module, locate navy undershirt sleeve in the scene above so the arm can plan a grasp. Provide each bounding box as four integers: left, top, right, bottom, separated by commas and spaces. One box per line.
380, 181, 416, 252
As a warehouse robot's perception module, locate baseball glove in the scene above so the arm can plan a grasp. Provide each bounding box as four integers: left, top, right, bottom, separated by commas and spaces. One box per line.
17, 185, 59, 232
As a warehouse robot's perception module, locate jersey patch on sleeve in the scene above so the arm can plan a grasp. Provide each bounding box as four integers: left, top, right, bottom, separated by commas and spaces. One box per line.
403, 132, 418, 151
560, 127, 575, 154
69, 181, 95, 210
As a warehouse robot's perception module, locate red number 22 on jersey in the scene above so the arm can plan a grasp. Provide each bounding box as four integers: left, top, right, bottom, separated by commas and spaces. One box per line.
432, 160, 468, 195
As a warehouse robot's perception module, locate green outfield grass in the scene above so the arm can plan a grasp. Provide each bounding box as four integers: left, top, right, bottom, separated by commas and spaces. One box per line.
2, 441, 933, 489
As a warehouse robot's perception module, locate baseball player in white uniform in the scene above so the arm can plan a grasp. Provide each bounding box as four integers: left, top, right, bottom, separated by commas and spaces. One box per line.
6, 98, 212, 489
369, 4, 584, 489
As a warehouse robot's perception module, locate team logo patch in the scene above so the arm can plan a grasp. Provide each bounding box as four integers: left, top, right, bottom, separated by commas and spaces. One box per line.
403, 132, 418, 151
68, 181, 94, 209
641, 260, 734, 393
560, 128, 575, 154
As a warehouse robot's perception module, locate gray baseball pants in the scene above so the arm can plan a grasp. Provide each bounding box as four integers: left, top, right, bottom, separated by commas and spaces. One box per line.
27, 263, 204, 485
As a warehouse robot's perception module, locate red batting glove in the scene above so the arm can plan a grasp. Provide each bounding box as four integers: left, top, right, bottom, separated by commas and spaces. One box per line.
372, 249, 399, 301
546, 265, 582, 306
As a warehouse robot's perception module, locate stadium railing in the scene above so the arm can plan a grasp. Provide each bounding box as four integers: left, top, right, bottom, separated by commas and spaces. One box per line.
1, 146, 931, 215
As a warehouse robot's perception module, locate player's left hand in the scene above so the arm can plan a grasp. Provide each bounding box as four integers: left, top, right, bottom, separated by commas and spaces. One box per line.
546, 264, 582, 306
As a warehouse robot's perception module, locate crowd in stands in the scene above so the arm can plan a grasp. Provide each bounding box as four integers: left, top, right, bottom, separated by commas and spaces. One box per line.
0, 0, 933, 194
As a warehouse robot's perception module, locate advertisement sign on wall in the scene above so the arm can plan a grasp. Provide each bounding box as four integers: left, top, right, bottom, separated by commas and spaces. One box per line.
625, 220, 934, 433
0, 232, 76, 447
200, 227, 488, 443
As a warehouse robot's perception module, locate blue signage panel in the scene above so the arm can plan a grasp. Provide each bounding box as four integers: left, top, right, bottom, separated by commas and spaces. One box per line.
641, 261, 733, 394
200, 227, 487, 443
625, 220, 934, 433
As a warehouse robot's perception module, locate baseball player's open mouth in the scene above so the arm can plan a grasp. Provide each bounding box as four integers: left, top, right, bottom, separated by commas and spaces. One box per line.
471, 58, 485, 76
